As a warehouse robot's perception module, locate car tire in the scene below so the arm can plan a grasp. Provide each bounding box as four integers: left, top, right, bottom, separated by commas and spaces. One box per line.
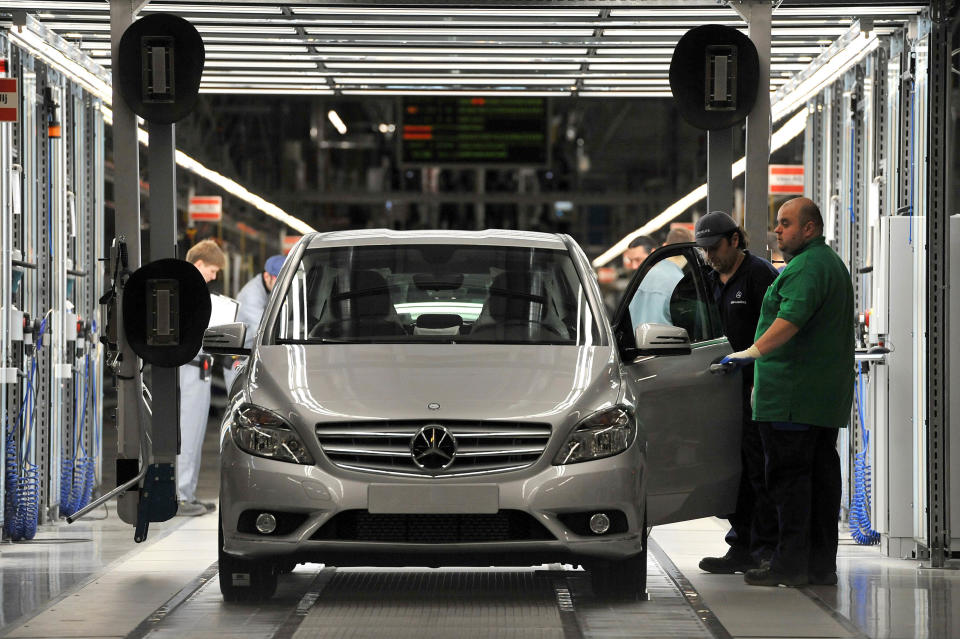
590, 513, 648, 601
218, 518, 278, 602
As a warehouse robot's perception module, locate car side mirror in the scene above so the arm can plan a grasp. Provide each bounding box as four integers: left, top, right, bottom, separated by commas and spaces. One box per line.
634, 323, 692, 356
202, 322, 250, 356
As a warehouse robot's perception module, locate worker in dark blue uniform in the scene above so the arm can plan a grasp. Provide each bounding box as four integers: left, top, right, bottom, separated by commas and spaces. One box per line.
695, 211, 780, 574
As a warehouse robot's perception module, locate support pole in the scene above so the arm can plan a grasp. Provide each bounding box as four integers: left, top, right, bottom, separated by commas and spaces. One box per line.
110, 0, 143, 525
147, 122, 179, 463
924, 0, 952, 568
738, 1, 772, 257
707, 127, 734, 214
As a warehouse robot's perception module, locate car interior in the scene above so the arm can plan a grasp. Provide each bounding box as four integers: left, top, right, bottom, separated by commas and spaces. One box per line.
274, 244, 596, 344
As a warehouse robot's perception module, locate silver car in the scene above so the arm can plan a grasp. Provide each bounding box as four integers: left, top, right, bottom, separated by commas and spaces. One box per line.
204, 229, 742, 602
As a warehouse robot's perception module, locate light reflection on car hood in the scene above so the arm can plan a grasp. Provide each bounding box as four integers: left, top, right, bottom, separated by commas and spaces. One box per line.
247, 344, 619, 426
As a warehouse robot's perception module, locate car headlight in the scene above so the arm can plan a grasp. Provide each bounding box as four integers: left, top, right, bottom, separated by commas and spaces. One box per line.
232, 404, 314, 464
553, 407, 635, 465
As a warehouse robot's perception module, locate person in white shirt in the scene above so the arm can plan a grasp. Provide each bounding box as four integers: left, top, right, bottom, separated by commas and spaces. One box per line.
177, 239, 226, 517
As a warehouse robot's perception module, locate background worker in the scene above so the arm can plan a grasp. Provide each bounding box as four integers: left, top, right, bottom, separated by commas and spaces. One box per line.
720, 197, 854, 587
694, 211, 779, 575
224, 254, 285, 391
177, 239, 227, 517
622, 235, 658, 271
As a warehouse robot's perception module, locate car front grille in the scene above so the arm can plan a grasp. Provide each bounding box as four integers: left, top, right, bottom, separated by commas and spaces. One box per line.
315, 420, 551, 476
310, 510, 555, 543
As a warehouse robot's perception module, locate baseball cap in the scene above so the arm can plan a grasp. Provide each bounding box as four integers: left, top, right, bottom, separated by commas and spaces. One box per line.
695, 211, 739, 247
264, 254, 285, 277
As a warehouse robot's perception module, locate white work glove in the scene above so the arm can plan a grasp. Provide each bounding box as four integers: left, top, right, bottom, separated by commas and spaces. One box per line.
720, 344, 762, 368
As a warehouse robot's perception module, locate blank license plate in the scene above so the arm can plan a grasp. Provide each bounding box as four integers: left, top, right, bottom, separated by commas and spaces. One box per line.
367, 484, 499, 514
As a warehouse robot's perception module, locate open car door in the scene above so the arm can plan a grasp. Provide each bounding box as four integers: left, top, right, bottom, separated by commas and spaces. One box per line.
613, 243, 742, 526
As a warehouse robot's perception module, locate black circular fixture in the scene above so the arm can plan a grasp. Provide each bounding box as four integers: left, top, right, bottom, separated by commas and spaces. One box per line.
669, 24, 760, 130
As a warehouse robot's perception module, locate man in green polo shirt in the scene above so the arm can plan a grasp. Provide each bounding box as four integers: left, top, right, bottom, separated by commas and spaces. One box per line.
719, 197, 853, 587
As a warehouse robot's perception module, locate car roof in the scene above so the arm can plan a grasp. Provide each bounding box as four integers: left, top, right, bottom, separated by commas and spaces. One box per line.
303, 229, 568, 250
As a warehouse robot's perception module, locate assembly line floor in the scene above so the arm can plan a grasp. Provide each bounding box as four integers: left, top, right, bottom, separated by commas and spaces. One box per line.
2, 418, 959, 638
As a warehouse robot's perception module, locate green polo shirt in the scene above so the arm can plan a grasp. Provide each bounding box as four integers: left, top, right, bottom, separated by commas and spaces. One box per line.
752, 236, 854, 428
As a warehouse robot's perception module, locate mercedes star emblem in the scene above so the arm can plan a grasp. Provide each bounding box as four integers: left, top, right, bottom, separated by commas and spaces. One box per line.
410, 424, 457, 471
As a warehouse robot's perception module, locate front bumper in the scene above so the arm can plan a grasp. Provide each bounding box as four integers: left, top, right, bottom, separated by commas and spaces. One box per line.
220, 437, 645, 565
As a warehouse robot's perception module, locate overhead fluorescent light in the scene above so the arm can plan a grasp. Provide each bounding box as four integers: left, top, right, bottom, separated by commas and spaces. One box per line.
333, 76, 575, 85
610, 9, 739, 17
8, 14, 312, 236
303, 27, 596, 36
323, 62, 582, 70
582, 78, 668, 85
773, 5, 925, 16
140, 3, 284, 13
340, 90, 570, 97
7, 22, 111, 103
771, 24, 879, 122
591, 109, 808, 268
2, 1, 109, 9
201, 75, 329, 83
588, 64, 671, 71
579, 91, 674, 98
201, 87, 334, 95
290, 7, 600, 16
298, 47, 591, 56
327, 110, 347, 135
203, 60, 319, 69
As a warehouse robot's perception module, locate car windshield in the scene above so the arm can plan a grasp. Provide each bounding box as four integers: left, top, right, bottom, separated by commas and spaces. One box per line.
272, 243, 600, 345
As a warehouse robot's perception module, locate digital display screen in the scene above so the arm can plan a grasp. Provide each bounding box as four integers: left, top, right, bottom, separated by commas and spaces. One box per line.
400, 97, 548, 166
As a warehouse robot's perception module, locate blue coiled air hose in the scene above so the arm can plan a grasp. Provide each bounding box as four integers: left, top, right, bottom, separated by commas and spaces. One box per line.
3, 317, 48, 540
849, 361, 880, 545
61, 353, 93, 516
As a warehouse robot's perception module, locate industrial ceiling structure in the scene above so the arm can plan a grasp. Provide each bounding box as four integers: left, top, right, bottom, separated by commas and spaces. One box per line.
6, 1, 926, 97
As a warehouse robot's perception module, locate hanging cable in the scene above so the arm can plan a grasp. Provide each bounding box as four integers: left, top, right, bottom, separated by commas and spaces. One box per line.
5, 315, 47, 541
61, 353, 93, 517
849, 361, 880, 545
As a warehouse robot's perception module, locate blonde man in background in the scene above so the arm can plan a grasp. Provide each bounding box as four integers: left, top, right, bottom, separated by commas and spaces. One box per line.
177, 239, 226, 517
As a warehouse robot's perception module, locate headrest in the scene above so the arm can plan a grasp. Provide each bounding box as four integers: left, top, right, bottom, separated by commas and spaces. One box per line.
487, 272, 546, 321
350, 270, 393, 318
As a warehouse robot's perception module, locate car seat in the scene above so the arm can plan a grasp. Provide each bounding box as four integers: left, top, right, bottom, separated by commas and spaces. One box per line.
322, 270, 406, 339
470, 271, 548, 341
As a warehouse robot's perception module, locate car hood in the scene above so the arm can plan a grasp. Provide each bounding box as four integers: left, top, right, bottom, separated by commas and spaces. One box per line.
246, 344, 619, 426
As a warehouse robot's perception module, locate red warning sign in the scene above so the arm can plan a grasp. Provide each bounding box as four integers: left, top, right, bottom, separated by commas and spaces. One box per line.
0, 78, 18, 123
189, 195, 222, 222
768, 165, 804, 195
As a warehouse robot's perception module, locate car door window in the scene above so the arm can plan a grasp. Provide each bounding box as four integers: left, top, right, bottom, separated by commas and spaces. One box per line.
615, 243, 722, 346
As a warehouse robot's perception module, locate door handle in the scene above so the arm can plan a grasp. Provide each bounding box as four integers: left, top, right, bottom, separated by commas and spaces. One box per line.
709, 362, 735, 374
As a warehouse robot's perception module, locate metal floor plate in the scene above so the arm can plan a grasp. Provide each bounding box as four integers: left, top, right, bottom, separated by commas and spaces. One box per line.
294, 569, 567, 639
128, 551, 722, 639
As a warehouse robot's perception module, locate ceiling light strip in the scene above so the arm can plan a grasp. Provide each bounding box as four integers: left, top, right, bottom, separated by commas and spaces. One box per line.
340, 90, 570, 97
771, 22, 879, 122
591, 109, 809, 268
5, 13, 313, 235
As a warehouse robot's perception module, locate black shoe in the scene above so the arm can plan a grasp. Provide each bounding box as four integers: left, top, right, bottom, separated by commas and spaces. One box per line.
808, 572, 838, 586
744, 566, 808, 587
699, 553, 757, 574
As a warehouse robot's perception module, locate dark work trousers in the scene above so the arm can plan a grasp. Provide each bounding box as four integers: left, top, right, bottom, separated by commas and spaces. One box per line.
759, 422, 842, 577
724, 379, 777, 563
